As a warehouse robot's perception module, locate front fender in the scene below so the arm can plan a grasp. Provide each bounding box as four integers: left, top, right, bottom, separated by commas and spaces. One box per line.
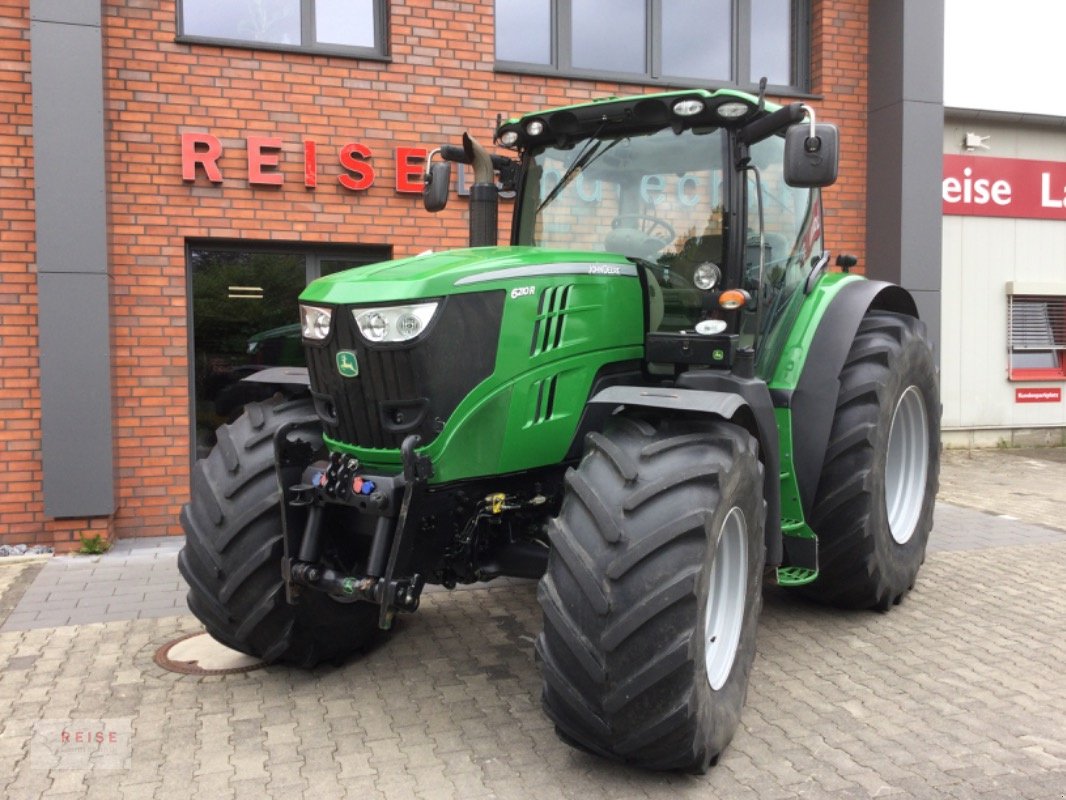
588, 377, 783, 567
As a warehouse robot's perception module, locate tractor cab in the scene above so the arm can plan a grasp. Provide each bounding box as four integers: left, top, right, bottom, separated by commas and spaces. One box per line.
430, 89, 838, 376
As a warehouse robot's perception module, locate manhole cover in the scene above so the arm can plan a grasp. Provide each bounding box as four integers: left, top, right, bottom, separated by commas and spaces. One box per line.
154, 632, 265, 675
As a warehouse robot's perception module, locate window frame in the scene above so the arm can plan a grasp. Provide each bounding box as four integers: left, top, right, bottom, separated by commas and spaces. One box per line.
176, 0, 390, 61
1007, 293, 1066, 382
494, 0, 810, 94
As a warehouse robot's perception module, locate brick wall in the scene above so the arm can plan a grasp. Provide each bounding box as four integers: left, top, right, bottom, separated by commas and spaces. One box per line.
811, 0, 869, 266
1, 0, 870, 547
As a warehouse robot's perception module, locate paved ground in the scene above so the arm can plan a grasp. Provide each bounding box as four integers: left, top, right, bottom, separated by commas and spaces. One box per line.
0, 451, 1064, 798
0, 538, 185, 633
939, 447, 1066, 532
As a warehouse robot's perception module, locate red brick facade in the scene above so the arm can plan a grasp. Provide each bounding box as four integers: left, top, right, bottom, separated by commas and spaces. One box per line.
1, 0, 869, 549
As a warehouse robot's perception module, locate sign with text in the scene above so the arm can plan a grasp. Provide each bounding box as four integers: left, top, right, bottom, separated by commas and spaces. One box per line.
943, 154, 1066, 220
181, 133, 427, 193
1014, 387, 1062, 404
179, 132, 508, 199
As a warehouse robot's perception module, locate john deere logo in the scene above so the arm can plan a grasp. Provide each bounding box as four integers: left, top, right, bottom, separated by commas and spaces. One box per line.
336, 350, 359, 378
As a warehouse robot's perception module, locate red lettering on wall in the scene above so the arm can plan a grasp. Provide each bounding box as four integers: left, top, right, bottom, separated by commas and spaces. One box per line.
304, 140, 318, 188
247, 136, 284, 186
180, 133, 223, 183
943, 154, 1066, 220
338, 143, 375, 191
395, 146, 427, 193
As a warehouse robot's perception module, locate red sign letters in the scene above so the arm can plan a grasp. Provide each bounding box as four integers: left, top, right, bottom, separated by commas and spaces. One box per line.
943, 154, 1066, 220
180, 132, 427, 194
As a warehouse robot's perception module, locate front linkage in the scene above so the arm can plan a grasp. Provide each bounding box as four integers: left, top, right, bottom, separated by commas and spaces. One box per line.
274, 423, 560, 630
275, 424, 430, 630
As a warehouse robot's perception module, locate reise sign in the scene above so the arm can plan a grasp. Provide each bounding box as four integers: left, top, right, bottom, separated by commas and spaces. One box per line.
180, 133, 428, 193
943, 154, 1066, 220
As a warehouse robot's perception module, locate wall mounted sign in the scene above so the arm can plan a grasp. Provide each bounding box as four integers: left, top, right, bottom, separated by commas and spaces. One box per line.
943, 154, 1066, 220
180, 132, 509, 198
181, 133, 426, 193
1014, 387, 1062, 404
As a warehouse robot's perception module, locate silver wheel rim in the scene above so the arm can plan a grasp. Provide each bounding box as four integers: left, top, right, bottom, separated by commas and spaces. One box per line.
885, 385, 929, 545
703, 507, 747, 692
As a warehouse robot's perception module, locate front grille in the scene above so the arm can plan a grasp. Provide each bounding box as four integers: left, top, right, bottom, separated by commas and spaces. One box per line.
306, 291, 504, 450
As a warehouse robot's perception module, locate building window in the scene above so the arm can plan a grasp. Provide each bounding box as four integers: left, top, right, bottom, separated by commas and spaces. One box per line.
1008, 294, 1066, 381
494, 0, 806, 91
188, 243, 390, 458
178, 0, 387, 58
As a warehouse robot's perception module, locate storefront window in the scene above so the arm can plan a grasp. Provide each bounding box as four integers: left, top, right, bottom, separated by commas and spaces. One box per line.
495, 0, 805, 90
188, 244, 389, 458
179, 0, 385, 57
1008, 295, 1066, 380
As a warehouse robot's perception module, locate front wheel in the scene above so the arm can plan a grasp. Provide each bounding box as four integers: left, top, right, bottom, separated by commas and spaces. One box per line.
536, 416, 766, 772
179, 397, 381, 667
804, 310, 940, 610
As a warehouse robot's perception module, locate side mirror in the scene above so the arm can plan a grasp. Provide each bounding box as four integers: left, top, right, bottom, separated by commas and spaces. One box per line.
422, 160, 452, 212
784, 123, 839, 187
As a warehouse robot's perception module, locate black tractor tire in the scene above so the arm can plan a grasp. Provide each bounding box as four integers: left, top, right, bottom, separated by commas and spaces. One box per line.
803, 310, 940, 610
179, 397, 381, 667
536, 416, 766, 773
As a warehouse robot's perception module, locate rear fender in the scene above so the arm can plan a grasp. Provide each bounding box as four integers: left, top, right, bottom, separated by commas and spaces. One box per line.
587, 377, 783, 567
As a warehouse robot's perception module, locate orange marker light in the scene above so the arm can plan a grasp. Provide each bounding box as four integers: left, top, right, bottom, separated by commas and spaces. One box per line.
718, 289, 750, 310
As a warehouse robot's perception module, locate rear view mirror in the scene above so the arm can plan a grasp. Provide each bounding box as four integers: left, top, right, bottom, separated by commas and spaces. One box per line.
784, 123, 839, 187
423, 161, 452, 212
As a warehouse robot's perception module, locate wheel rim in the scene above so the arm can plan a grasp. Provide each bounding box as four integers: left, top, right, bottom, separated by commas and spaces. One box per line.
885, 385, 929, 545
703, 507, 747, 692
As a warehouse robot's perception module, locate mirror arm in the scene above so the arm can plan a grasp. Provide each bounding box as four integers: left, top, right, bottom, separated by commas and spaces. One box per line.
738, 102, 806, 146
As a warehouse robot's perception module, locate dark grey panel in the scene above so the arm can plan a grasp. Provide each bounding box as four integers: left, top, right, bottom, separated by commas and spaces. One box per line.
910, 289, 941, 367
30, 0, 100, 26
866, 1, 903, 113
38, 273, 114, 518
899, 103, 944, 292
30, 18, 107, 274
866, 0, 943, 360
901, 1, 944, 104
869, 0, 944, 110
864, 103, 903, 284
32, 5, 113, 518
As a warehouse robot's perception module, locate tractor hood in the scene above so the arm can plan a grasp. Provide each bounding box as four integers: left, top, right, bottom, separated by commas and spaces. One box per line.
299, 246, 636, 306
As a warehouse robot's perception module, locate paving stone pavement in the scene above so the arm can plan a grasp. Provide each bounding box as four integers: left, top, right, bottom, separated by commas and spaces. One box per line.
0, 451, 1064, 798
0, 537, 186, 633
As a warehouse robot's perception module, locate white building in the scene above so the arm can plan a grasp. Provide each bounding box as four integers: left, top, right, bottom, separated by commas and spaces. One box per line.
941, 0, 1066, 446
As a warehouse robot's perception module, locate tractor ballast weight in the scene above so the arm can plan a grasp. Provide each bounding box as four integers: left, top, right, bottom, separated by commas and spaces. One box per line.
180, 88, 940, 773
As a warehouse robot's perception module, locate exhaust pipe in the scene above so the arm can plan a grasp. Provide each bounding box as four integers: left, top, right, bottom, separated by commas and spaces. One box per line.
462, 132, 497, 247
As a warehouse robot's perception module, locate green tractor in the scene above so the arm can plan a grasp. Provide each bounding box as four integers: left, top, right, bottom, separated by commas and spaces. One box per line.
179, 88, 939, 772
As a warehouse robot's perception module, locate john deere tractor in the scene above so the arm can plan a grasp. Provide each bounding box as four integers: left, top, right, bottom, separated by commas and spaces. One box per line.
179, 88, 939, 772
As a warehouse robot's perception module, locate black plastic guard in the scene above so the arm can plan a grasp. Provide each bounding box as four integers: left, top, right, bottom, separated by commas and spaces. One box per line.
784, 280, 918, 517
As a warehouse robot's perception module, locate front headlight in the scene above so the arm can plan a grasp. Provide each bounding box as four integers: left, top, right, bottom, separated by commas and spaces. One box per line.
354, 302, 439, 343
300, 304, 333, 341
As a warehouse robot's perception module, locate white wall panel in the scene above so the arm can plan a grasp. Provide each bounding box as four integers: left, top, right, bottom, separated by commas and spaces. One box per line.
941, 121, 1066, 432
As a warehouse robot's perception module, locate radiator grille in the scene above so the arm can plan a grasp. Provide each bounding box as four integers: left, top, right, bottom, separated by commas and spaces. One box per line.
305, 292, 504, 450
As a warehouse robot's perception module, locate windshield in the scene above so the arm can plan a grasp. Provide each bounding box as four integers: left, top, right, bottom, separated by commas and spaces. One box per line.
518, 127, 727, 332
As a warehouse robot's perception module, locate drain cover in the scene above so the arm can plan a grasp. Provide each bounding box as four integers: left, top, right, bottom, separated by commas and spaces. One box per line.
154, 632, 265, 676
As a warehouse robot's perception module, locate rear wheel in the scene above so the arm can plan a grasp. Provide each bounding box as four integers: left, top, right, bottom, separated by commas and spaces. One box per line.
804, 310, 940, 610
537, 416, 765, 772
179, 397, 381, 667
